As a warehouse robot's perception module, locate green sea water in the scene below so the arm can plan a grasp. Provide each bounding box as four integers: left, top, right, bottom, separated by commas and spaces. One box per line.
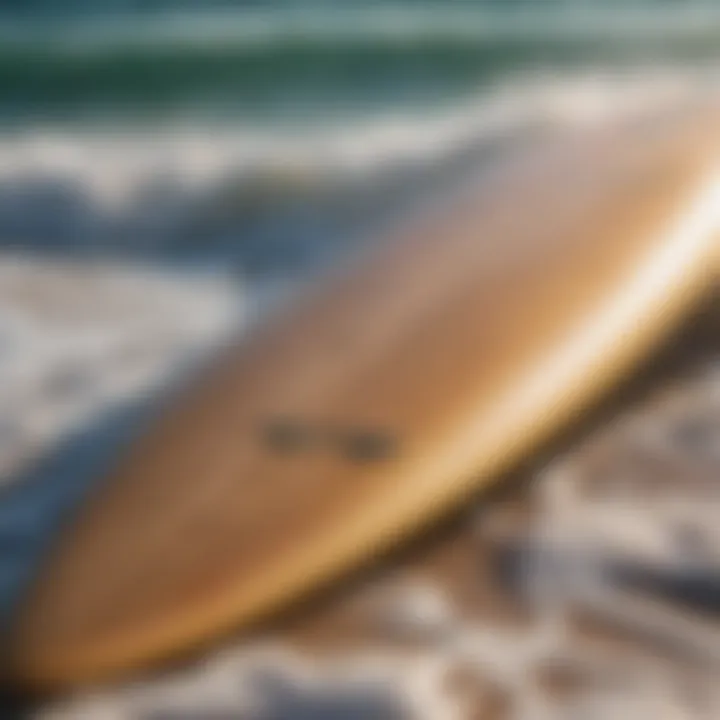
2, 2, 720, 126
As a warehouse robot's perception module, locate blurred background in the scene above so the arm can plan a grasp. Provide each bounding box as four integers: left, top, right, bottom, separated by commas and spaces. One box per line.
1, 1, 720, 718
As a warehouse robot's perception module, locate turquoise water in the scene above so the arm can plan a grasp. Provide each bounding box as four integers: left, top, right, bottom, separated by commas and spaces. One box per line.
2, 3, 720, 125
0, 1, 718, 274
0, 2, 717, 276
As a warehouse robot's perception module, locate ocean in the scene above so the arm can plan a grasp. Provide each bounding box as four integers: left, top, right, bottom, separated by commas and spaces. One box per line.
1, 1, 720, 277
3, 3, 720, 125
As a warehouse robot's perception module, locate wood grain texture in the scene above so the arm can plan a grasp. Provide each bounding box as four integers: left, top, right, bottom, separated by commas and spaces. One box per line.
7, 102, 720, 690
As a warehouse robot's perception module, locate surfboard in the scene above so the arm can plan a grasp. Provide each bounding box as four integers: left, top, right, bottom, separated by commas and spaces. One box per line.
7, 101, 720, 690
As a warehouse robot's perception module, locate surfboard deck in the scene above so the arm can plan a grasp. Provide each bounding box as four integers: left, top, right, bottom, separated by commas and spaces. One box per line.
7, 102, 720, 690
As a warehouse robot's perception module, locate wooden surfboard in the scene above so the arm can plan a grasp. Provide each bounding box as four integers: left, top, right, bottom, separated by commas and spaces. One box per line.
7, 102, 720, 690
